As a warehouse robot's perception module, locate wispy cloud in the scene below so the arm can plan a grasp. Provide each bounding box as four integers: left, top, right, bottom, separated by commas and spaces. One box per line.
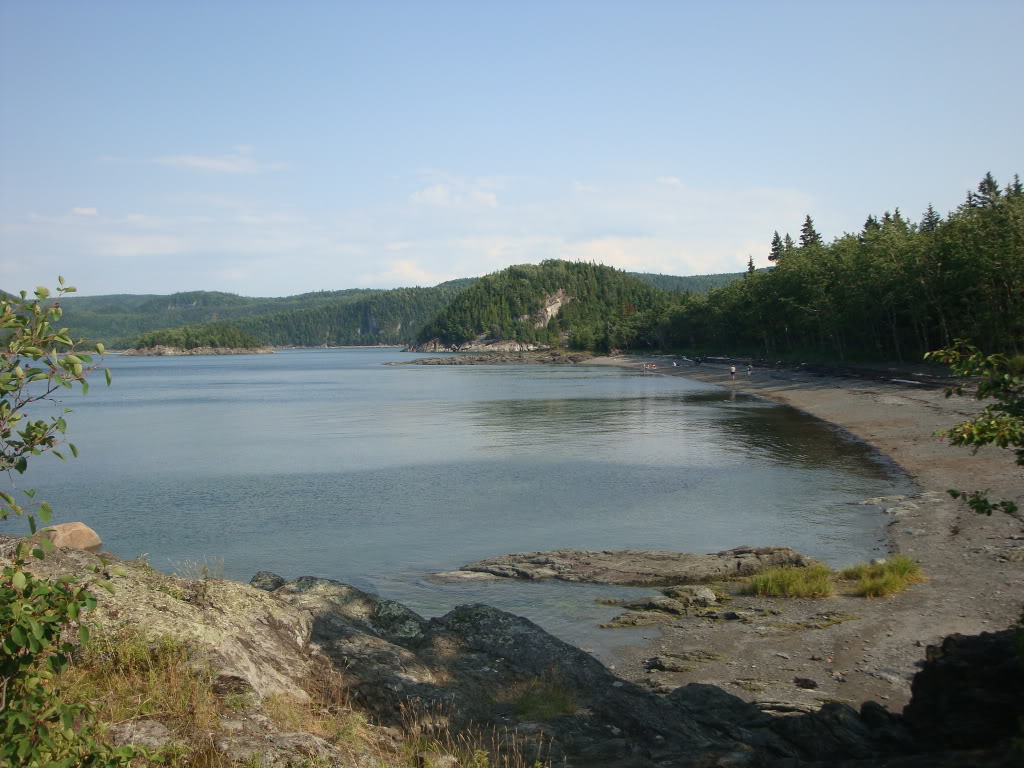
409, 172, 503, 210
154, 145, 287, 174
71, 207, 98, 216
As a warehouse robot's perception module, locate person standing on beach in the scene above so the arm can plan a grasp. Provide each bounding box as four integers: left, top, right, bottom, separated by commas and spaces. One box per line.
746, 364, 753, 376
730, 365, 736, 380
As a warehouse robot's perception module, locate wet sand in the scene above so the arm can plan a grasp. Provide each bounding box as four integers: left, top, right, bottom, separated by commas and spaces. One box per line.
588, 354, 1024, 711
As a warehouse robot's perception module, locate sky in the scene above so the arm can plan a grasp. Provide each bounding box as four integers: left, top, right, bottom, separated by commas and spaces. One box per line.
1, 1, 1022, 297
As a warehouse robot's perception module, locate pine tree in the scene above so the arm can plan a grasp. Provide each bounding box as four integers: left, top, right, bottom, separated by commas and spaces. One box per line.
920, 204, 941, 232
1006, 174, 1023, 197
769, 231, 785, 262
973, 172, 1001, 208
799, 215, 822, 247
783, 233, 795, 252
746, 255, 755, 275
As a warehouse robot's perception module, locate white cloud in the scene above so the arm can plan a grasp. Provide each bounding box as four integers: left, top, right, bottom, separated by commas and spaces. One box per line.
409, 183, 498, 210
655, 176, 683, 187
71, 207, 98, 216
154, 146, 287, 174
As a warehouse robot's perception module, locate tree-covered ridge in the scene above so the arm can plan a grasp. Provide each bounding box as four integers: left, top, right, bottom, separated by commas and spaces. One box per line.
415, 260, 675, 351
57, 287, 387, 346
231, 281, 476, 346
132, 322, 264, 350
662, 172, 1024, 360
631, 271, 748, 294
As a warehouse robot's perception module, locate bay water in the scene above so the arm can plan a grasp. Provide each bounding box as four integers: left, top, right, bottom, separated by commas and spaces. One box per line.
3, 349, 909, 656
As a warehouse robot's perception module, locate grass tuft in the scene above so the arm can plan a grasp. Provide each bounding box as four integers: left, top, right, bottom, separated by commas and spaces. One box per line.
743, 565, 834, 598
840, 555, 924, 598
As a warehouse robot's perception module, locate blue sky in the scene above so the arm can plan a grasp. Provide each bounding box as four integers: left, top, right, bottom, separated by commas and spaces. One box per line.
2, 1, 1021, 297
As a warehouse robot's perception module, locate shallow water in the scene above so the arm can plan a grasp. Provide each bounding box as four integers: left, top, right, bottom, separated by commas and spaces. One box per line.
3, 349, 909, 657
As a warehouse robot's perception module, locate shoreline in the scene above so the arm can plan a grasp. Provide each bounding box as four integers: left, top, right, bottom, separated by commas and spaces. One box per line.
584, 354, 1023, 710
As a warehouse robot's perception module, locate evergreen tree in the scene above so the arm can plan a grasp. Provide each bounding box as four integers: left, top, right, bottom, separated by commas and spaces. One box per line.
799, 215, 822, 247
920, 204, 942, 232
1007, 174, 1023, 197
769, 231, 785, 262
972, 172, 1001, 208
783, 233, 795, 252
746, 255, 755, 276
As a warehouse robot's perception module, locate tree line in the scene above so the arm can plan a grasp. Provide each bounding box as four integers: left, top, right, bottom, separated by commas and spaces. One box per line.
658, 172, 1023, 361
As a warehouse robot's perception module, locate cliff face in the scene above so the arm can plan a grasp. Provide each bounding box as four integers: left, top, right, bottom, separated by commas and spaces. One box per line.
4, 536, 1020, 767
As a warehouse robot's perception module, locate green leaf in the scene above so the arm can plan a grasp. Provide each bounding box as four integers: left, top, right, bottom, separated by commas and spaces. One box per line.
11, 625, 26, 646
95, 342, 105, 354
12, 570, 26, 590
105, 367, 113, 386
23, 488, 36, 499
81, 378, 89, 395
39, 502, 53, 522
79, 624, 90, 645
32, 547, 44, 559
70, 443, 78, 458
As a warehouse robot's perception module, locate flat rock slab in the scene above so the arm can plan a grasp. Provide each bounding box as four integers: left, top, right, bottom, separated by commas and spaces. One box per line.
460, 545, 812, 586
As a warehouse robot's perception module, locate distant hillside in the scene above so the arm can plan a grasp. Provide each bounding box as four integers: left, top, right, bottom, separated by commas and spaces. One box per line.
632, 270, 751, 293
415, 260, 674, 352
60, 280, 476, 347
230, 281, 475, 347
57, 288, 379, 346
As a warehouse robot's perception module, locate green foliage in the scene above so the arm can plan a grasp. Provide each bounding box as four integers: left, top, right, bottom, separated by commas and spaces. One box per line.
133, 321, 262, 350
664, 172, 1024, 361
1, 282, 134, 767
743, 565, 834, 598
926, 342, 1024, 516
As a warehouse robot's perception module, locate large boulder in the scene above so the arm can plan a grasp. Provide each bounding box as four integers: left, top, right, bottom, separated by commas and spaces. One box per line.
902, 629, 1024, 750
38, 522, 102, 551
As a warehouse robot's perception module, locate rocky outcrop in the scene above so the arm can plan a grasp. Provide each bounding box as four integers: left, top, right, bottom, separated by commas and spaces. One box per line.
902, 628, 1024, 750
388, 350, 594, 366
4, 537, 1019, 767
409, 337, 551, 353
121, 345, 273, 356
38, 521, 102, 551
460, 546, 814, 586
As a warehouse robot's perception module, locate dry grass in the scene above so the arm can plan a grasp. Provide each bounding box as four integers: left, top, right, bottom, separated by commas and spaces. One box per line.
399, 700, 558, 768
839, 555, 925, 597
64, 630, 221, 736
743, 564, 835, 598
63, 628, 557, 768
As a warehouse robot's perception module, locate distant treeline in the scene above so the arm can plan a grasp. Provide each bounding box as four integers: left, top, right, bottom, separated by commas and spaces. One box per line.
134, 322, 262, 350
662, 172, 1023, 360
51, 273, 737, 349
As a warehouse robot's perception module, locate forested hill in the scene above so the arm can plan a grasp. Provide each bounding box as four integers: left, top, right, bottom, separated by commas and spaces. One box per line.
415, 260, 674, 350
632, 271, 747, 293
57, 280, 476, 347
231, 282, 474, 346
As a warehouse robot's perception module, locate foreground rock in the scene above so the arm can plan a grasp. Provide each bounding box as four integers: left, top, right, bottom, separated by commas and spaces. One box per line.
4, 536, 1019, 766
38, 521, 103, 551
460, 545, 814, 585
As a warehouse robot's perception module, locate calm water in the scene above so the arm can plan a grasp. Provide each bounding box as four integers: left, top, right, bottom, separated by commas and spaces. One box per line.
3, 349, 908, 656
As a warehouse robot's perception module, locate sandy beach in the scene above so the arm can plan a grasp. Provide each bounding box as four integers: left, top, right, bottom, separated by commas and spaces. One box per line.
587, 354, 1024, 711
